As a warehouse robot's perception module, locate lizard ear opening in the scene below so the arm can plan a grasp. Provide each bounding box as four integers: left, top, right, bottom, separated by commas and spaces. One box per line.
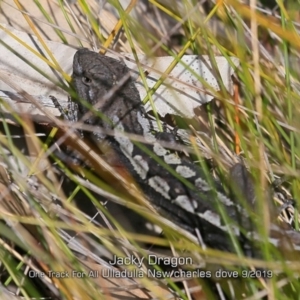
82, 76, 92, 85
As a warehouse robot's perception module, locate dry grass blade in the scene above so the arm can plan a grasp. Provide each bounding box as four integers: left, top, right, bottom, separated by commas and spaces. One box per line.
1, 0, 300, 299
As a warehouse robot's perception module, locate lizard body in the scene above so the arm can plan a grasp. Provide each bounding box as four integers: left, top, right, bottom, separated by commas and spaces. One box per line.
66, 48, 300, 256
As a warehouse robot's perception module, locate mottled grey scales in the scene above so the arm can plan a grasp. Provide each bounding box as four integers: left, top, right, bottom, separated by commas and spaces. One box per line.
67, 48, 300, 256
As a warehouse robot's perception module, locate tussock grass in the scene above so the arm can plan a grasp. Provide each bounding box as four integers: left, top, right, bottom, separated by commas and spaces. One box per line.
1, 0, 300, 299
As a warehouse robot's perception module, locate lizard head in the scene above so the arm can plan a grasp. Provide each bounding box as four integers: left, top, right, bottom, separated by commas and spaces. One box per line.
72, 48, 144, 134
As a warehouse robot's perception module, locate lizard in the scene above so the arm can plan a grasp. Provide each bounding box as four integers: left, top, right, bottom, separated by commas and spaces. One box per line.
57, 48, 300, 258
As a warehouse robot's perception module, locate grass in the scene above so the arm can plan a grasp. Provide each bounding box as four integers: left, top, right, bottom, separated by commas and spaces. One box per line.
1, 0, 300, 299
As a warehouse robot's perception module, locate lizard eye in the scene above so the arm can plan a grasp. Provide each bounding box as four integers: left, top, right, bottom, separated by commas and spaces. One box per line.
82, 76, 92, 85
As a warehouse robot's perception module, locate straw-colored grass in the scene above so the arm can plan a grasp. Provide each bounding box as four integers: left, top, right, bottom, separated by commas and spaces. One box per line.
0, 0, 300, 299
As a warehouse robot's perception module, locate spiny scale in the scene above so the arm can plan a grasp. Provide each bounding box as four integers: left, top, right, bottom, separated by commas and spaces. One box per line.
69, 48, 300, 255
